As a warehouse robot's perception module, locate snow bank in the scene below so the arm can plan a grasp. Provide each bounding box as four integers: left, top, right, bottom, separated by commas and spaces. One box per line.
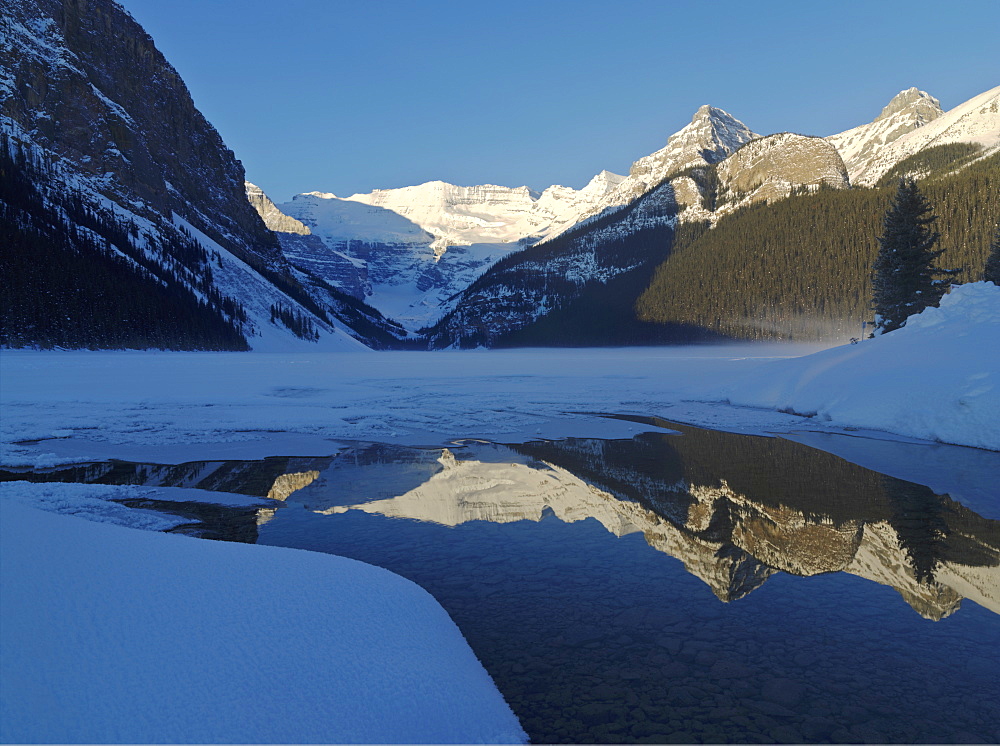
0, 491, 526, 744
713, 283, 1000, 450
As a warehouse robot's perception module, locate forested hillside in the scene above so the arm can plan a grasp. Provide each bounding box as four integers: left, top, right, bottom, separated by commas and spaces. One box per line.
424, 180, 679, 348
636, 150, 999, 341
1, 138, 250, 350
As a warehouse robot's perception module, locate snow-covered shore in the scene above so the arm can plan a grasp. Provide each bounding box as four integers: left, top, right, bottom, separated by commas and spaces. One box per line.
0, 484, 526, 744
710, 282, 1000, 451
1, 285, 997, 465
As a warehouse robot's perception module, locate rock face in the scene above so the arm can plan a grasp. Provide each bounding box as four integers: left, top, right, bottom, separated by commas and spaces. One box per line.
563, 105, 758, 232
245, 182, 310, 235
827, 88, 944, 183
2, 0, 281, 266
714, 132, 850, 210
829, 86, 1000, 186
1, 0, 392, 350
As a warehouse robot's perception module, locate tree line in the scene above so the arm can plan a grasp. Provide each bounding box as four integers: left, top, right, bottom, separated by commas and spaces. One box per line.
636, 150, 999, 341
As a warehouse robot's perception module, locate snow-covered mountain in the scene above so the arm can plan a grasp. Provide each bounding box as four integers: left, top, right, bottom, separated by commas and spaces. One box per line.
1, 0, 402, 351
425, 124, 851, 348
341, 173, 628, 252
557, 105, 758, 234
260, 105, 756, 330
829, 86, 1000, 186
827, 88, 944, 184
256, 173, 625, 329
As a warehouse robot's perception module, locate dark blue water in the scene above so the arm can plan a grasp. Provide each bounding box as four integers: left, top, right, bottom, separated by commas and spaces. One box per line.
251, 428, 1000, 744
10, 423, 999, 743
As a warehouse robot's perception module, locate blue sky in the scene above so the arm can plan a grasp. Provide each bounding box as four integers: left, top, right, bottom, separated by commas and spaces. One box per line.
119, 0, 999, 202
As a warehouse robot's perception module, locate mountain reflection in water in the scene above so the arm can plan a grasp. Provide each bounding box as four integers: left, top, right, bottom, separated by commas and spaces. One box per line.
9, 423, 999, 743
295, 425, 999, 621
13, 422, 996, 621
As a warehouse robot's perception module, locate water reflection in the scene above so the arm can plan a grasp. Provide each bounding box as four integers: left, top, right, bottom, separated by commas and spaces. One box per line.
0, 457, 328, 539
5, 427, 997, 619
7, 424, 999, 743
282, 427, 997, 621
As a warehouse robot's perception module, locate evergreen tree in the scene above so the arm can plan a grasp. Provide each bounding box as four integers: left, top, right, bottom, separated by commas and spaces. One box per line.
985, 223, 1000, 285
871, 178, 952, 334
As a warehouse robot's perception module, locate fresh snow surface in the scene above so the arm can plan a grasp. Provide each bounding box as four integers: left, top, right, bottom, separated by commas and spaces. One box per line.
0, 492, 526, 744
712, 283, 1000, 451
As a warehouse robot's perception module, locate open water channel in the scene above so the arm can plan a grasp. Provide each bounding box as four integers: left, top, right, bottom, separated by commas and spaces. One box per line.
6, 420, 999, 743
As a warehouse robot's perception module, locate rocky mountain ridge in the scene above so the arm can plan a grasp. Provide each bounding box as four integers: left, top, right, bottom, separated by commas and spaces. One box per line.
421, 86, 997, 347
848, 85, 1000, 186
5, 1, 996, 351
827, 87, 945, 184
1, 0, 403, 351
559, 105, 759, 233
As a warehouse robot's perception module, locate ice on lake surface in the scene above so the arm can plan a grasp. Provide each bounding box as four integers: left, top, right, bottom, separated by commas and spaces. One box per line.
7, 421, 999, 744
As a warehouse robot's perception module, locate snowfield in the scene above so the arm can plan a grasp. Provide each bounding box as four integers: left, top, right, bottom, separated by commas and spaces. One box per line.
1, 282, 997, 743
0, 486, 527, 744
1, 284, 997, 467
716, 282, 1000, 451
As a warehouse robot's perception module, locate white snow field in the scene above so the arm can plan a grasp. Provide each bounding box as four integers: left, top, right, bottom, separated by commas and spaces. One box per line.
0, 486, 527, 744
1, 283, 997, 468
717, 282, 1000, 451
1, 282, 997, 743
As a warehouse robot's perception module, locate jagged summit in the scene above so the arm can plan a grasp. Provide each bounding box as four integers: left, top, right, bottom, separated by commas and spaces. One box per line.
547, 104, 757, 236
637, 104, 757, 175
875, 87, 942, 123
827, 87, 945, 183
829, 85, 1000, 186
588, 169, 625, 186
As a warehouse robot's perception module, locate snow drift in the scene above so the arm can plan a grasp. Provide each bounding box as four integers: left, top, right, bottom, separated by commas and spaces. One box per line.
714, 282, 1000, 450
0, 486, 526, 744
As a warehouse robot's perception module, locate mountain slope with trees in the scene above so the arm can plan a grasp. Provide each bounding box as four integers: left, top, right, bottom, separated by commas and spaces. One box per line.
635, 150, 999, 342
1, 0, 404, 350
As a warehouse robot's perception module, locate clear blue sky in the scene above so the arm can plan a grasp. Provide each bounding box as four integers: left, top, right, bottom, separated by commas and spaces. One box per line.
118, 0, 999, 202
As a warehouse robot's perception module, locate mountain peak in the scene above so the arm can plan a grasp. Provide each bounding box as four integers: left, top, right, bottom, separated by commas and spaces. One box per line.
692, 104, 727, 121
666, 105, 756, 166
586, 169, 626, 188
874, 88, 942, 123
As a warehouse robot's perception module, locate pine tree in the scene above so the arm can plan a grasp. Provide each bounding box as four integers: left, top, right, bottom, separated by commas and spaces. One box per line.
985, 223, 1000, 285
871, 178, 952, 334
